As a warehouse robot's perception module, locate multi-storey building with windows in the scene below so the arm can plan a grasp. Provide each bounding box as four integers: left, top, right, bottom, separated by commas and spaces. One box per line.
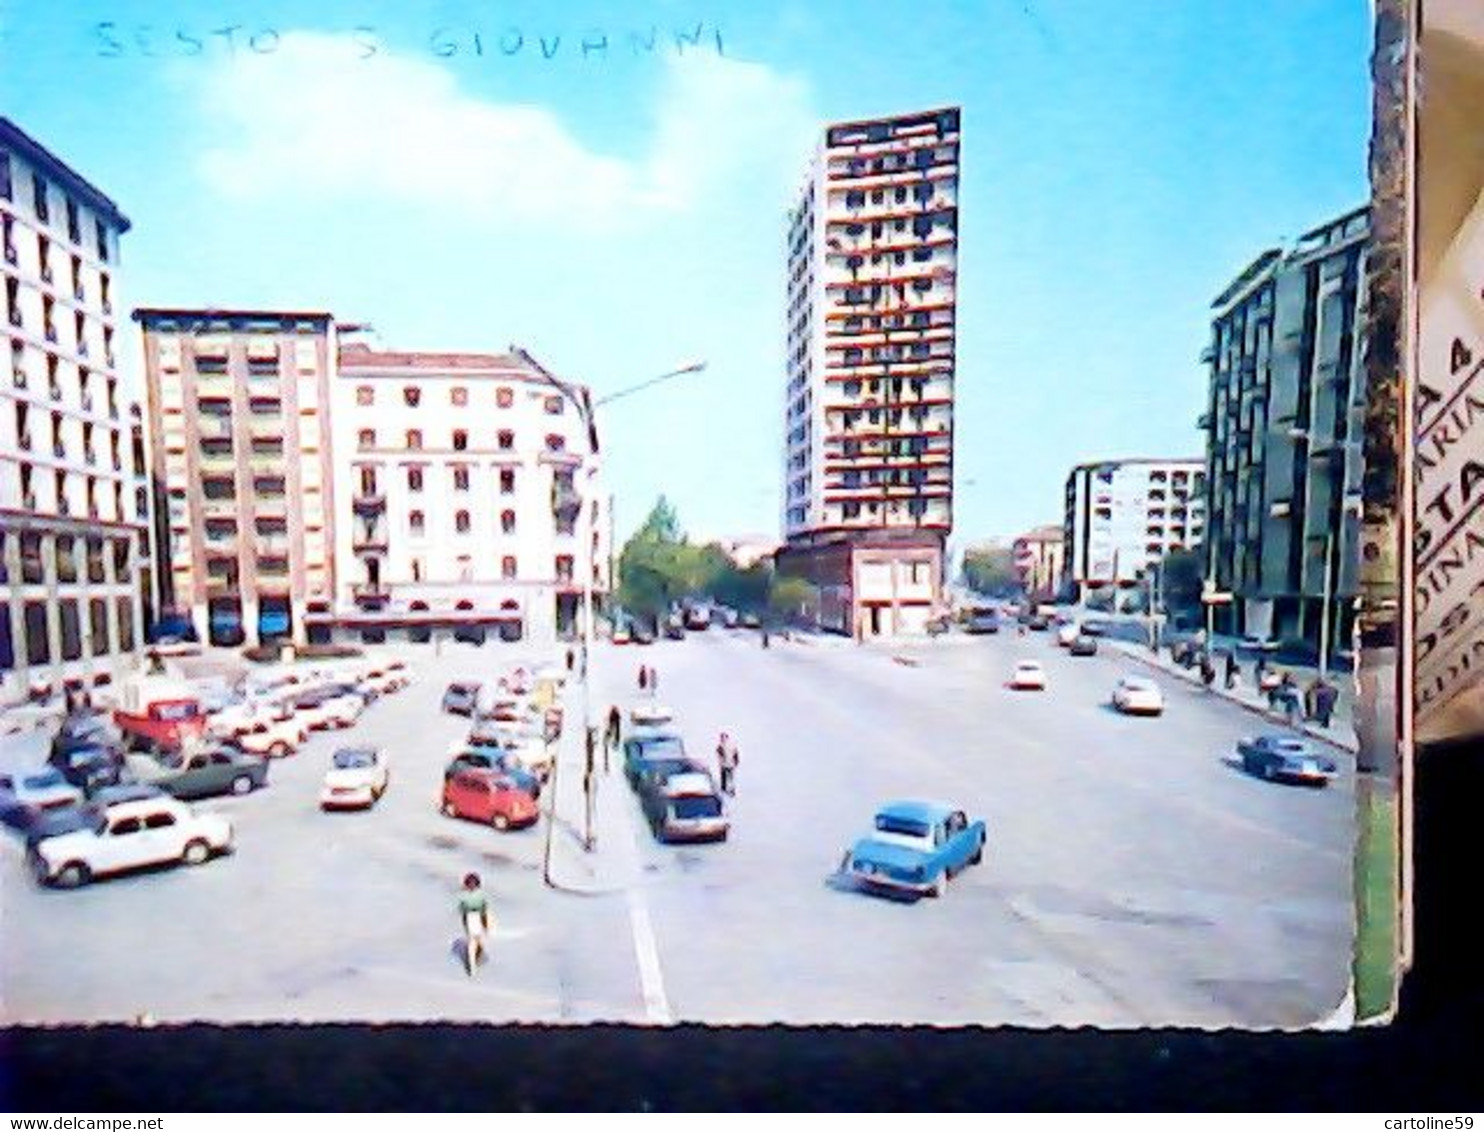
777, 106, 961, 638
132, 309, 338, 648
1, 119, 148, 705
1200, 205, 1368, 651
1062, 458, 1207, 600
324, 341, 607, 645
1011, 524, 1066, 601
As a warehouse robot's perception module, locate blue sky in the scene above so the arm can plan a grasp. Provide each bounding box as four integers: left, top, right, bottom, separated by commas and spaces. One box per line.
0, 1, 1372, 548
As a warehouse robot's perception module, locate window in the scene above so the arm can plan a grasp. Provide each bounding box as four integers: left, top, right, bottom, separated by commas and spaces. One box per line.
501, 509, 516, 534
452, 429, 468, 451
545, 434, 565, 452
60, 600, 82, 661
144, 812, 178, 830
357, 429, 375, 450
32, 173, 49, 223
403, 386, 421, 407
0, 153, 10, 201
86, 537, 104, 582
501, 556, 517, 579
407, 467, 424, 492
24, 601, 49, 664
405, 429, 422, 450
843, 502, 861, 520
451, 386, 468, 406
500, 469, 515, 495
356, 385, 374, 406
496, 386, 514, 408
544, 396, 564, 415
409, 511, 425, 536
455, 510, 471, 534
95, 218, 109, 262
555, 555, 574, 582
497, 429, 514, 450
453, 467, 469, 491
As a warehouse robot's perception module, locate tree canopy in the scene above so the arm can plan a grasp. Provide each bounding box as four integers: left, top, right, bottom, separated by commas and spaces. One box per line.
961, 545, 1021, 596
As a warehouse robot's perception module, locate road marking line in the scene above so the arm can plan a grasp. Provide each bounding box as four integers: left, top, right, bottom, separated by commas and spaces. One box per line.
626, 884, 672, 1025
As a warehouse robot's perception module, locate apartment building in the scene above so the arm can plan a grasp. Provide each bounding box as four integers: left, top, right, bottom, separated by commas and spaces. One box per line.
1062, 459, 1207, 599
323, 342, 607, 645
132, 309, 338, 648
1, 119, 148, 705
1200, 205, 1368, 651
777, 106, 961, 638
1011, 524, 1065, 600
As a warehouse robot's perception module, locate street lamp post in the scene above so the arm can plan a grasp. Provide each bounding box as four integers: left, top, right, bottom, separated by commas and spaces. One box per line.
530, 358, 707, 860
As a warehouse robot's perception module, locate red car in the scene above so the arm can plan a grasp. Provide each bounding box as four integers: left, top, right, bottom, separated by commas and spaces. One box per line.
440, 768, 539, 831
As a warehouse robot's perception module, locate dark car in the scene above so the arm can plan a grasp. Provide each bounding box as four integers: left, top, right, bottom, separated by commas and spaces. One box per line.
622, 730, 688, 787
741, 612, 761, 629
1079, 619, 1108, 637
50, 712, 124, 761
126, 745, 270, 800
441, 682, 481, 716
147, 614, 200, 644
1068, 634, 1099, 656
1236, 734, 1339, 786
663, 617, 685, 641
632, 623, 657, 646
636, 756, 713, 803
964, 610, 1000, 635
1027, 615, 1051, 631
448, 744, 541, 799
47, 744, 127, 794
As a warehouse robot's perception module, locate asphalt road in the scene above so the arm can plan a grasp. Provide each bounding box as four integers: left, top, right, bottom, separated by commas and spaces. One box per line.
0, 628, 1356, 1028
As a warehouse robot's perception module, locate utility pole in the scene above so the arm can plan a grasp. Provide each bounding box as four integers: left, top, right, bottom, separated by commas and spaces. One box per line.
1317, 528, 1336, 681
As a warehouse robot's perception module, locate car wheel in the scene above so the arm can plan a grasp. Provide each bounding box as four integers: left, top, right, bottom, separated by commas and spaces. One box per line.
55, 861, 90, 889
230, 775, 254, 796
182, 839, 211, 866
269, 742, 290, 758
492, 813, 511, 831
929, 873, 947, 899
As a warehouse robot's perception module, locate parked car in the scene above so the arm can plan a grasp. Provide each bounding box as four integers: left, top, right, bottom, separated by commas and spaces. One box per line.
1237, 734, 1339, 786
112, 675, 207, 752
1068, 634, 1099, 657
721, 609, 741, 629
643, 776, 728, 844
612, 625, 633, 645
683, 606, 711, 631
442, 682, 482, 716
50, 711, 124, 761
741, 613, 761, 629
1056, 622, 1081, 647
27, 795, 234, 889
1112, 676, 1165, 716
287, 686, 363, 731
0, 768, 84, 827
965, 608, 1001, 635
1079, 619, 1109, 637
230, 711, 305, 758
841, 801, 987, 899
320, 747, 389, 810
124, 745, 269, 800
1008, 661, 1047, 690
629, 701, 675, 727
446, 744, 541, 799
47, 743, 127, 795
632, 623, 657, 646
441, 767, 539, 831
623, 730, 688, 787
663, 616, 686, 641
1026, 615, 1051, 632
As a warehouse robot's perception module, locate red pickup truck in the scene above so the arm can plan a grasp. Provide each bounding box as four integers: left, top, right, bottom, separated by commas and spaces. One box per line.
113, 675, 207, 751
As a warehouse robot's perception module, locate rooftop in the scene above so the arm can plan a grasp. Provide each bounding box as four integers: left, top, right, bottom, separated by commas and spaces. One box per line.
1, 117, 132, 234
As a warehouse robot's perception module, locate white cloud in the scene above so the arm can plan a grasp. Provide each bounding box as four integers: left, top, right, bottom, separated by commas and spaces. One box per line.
190, 31, 816, 226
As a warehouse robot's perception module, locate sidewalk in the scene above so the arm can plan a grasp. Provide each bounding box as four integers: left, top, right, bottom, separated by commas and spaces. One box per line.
543, 670, 642, 896
1103, 636, 1359, 754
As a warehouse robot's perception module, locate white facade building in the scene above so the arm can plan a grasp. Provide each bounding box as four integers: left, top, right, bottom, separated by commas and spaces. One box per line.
325, 342, 607, 646
1, 118, 149, 705
1062, 459, 1207, 597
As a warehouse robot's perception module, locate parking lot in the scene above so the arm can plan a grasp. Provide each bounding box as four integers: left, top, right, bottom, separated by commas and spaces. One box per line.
1, 626, 1358, 1027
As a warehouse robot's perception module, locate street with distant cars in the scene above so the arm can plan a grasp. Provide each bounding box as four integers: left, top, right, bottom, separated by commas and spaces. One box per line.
0, 607, 1355, 1027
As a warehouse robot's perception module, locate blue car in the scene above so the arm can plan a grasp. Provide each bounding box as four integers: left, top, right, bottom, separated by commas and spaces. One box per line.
1237, 734, 1339, 786
842, 800, 987, 899
446, 744, 541, 799
623, 729, 687, 788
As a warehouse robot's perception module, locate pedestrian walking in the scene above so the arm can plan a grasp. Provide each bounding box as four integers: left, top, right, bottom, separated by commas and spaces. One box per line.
606, 704, 622, 751
638, 666, 648, 692
716, 731, 739, 796
1223, 651, 1238, 690
565, 648, 574, 673
1313, 679, 1338, 727
1199, 652, 1216, 687
457, 872, 493, 976
648, 666, 659, 694
1270, 672, 1299, 723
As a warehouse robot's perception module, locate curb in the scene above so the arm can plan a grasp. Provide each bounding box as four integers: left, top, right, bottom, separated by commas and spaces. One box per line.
1110, 643, 1359, 755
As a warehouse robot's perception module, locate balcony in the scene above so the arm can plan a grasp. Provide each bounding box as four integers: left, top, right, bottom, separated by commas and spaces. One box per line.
352, 583, 391, 609
352, 529, 389, 553
551, 486, 582, 517
352, 490, 386, 516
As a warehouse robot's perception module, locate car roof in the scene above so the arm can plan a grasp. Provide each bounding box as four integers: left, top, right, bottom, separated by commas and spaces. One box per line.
334, 746, 380, 759
876, 799, 955, 823
1016, 660, 1043, 668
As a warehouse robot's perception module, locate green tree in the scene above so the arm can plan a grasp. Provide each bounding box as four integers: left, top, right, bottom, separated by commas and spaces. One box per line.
768, 575, 817, 623
1157, 549, 1205, 619
961, 545, 1020, 596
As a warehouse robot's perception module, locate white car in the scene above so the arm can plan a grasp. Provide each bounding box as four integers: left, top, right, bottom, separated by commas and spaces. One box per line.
1009, 661, 1047, 690
209, 699, 307, 743
286, 686, 364, 731
233, 712, 304, 758
629, 701, 674, 726
319, 747, 389, 810
492, 724, 553, 780
0, 768, 84, 819
1056, 622, 1081, 647
1112, 676, 1165, 716
28, 796, 233, 888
